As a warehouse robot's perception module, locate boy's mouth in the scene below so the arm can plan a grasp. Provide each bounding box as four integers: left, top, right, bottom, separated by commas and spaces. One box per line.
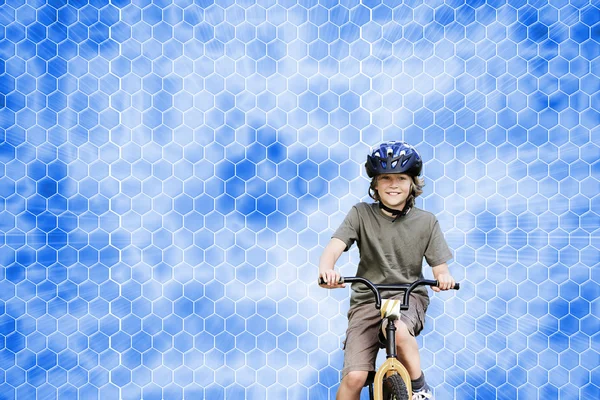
386, 192, 401, 196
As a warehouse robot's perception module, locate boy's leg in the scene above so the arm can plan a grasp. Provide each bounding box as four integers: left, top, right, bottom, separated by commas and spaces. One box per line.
339, 302, 381, 400
395, 293, 431, 392
393, 319, 422, 379
337, 370, 369, 400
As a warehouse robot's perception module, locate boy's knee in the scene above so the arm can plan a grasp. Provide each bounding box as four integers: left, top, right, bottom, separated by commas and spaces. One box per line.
394, 320, 413, 342
343, 370, 369, 390
381, 319, 413, 342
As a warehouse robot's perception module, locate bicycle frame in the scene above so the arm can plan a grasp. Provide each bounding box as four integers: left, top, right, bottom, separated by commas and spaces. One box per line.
323, 276, 460, 400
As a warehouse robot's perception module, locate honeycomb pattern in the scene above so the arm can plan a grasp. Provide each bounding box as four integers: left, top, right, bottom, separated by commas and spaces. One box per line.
0, 1, 599, 399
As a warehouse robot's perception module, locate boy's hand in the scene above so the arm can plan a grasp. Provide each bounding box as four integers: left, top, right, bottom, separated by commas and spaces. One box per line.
318, 270, 346, 289
432, 273, 455, 292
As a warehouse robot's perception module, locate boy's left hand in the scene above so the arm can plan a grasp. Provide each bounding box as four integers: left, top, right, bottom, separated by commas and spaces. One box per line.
432, 273, 455, 292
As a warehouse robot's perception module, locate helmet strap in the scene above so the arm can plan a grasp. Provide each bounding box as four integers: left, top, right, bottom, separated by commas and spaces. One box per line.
378, 201, 411, 221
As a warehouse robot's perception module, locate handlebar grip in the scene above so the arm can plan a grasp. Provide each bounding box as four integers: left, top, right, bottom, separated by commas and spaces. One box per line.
435, 281, 460, 290
318, 277, 344, 285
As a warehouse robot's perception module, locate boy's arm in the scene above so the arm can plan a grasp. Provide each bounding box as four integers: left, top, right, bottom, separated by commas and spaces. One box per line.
431, 263, 455, 292
318, 238, 347, 288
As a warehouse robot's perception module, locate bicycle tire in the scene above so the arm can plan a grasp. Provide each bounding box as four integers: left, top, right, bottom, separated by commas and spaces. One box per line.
382, 373, 410, 400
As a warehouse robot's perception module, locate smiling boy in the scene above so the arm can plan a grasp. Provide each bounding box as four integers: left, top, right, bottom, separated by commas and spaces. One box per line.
319, 141, 456, 400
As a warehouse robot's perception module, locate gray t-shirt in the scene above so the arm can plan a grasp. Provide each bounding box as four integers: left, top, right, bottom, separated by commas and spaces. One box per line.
333, 202, 453, 309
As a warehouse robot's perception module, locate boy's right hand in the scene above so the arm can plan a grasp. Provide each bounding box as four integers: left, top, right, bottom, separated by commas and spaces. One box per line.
318, 270, 346, 288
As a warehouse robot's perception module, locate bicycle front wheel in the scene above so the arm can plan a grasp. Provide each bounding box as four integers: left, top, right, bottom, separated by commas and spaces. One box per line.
382, 373, 410, 400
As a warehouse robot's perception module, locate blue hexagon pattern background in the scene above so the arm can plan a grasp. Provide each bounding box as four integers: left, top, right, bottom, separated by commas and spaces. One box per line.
0, 0, 599, 399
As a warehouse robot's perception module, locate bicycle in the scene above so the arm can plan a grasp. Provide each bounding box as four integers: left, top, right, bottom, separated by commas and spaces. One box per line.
319, 276, 460, 400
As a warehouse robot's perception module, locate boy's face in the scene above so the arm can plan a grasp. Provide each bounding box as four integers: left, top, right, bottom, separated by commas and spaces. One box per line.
375, 173, 412, 210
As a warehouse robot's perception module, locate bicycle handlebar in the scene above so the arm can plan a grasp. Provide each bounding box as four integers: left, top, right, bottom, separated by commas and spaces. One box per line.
318, 276, 460, 310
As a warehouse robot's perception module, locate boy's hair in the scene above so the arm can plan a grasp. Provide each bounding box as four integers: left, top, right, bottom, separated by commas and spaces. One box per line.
368, 175, 425, 208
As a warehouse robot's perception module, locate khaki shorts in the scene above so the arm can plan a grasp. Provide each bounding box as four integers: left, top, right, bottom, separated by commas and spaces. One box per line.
341, 293, 429, 379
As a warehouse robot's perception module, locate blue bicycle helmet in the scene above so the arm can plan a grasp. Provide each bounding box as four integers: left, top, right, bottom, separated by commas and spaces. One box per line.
365, 141, 422, 178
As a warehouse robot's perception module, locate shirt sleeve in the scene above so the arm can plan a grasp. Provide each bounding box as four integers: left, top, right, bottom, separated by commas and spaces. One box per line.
424, 218, 453, 267
332, 205, 360, 252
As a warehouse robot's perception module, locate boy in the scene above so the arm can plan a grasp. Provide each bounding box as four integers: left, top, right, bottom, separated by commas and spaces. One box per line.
319, 141, 456, 400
